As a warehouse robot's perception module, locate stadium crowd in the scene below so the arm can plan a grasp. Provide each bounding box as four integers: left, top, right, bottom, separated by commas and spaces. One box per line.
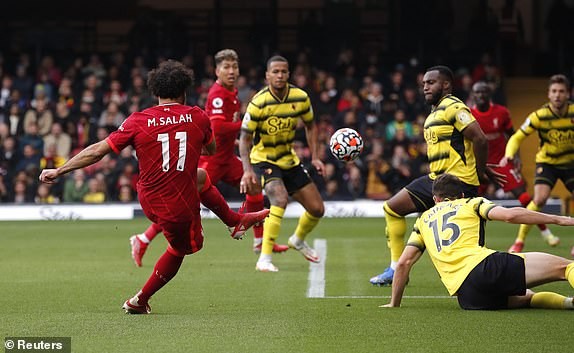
0, 49, 510, 204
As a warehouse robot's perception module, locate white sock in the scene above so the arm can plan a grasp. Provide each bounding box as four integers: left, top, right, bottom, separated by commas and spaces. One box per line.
258, 254, 272, 263
390, 261, 398, 270
253, 237, 262, 246
540, 228, 552, 237
564, 297, 574, 309
138, 233, 150, 244
289, 234, 303, 247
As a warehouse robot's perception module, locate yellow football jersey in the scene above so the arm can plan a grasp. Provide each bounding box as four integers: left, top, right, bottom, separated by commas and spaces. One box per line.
242, 84, 313, 169
407, 197, 497, 295
424, 95, 480, 185
517, 102, 574, 166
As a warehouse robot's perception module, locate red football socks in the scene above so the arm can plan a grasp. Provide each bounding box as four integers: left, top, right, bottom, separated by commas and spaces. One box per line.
143, 223, 163, 242
139, 250, 184, 303
199, 173, 240, 227
245, 193, 265, 238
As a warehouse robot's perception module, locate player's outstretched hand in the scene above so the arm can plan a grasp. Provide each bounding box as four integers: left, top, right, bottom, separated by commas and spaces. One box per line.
498, 156, 511, 167
556, 215, 574, 226
482, 167, 506, 187
39, 169, 60, 184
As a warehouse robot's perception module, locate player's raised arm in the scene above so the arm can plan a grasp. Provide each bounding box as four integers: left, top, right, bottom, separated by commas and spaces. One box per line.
39, 139, 113, 184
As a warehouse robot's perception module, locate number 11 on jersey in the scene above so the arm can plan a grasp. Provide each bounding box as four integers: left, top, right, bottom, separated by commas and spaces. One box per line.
157, 132, 187, 172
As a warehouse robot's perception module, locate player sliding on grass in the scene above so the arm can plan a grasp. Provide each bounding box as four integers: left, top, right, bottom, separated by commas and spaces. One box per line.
129, 49, 288, 267
39, 60, 269, 314
382, 173, 574, 310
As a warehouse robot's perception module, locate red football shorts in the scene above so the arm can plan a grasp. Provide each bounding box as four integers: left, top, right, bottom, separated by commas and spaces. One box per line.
139, 193, 204, 256
157, 217, 204, 257
198, 156, 243, 186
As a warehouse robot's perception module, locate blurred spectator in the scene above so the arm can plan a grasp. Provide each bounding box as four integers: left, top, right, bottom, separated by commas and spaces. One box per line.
15, 144, 41, 175
83, 178, 106, 203
35, 183, 60, 204
19, 122, 44, 155
0, 136, 18, 182
0, 75, 14, 116
6, 104, 24, 136
40, 143, 67, 170
127, 74, 153, 111
63, 169, 89, 202
57, 77, 75, 109
385, 109, 414, 142
43, 122, 71, 158
0, 173, 8, 202
12, 65, 34, 101
12, 179, 34, 203
363, 82, 384, 118
103, 79, 127, 109
38, 55, 62, 88
118, 184, 134, 202
99, 102, 126, 128
398, 86, 427, 121
23, 98, 53, 136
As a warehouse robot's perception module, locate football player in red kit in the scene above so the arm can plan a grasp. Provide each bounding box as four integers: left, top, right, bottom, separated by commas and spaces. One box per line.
470, 81, 555, 253
39, 60, 269, 314
130, 49, 287, 267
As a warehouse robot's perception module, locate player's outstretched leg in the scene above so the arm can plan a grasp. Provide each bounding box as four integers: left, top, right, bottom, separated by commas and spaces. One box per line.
123, 249, 185, 314
370, 202, 406, 286
130, 223, 163, 267
287, 211, 321, 263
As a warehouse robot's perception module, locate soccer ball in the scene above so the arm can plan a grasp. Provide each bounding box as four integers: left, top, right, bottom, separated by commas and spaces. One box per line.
329, 128, 364, 162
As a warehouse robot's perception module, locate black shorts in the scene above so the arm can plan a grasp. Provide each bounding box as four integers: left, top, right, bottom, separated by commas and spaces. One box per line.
457, 252, 526, 310
405, 175, 479, 213
252, 162, 312, 195
534, 163, 574, 192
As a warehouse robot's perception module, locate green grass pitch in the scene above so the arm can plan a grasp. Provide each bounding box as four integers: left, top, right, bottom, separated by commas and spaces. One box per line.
1, 217, 573, 352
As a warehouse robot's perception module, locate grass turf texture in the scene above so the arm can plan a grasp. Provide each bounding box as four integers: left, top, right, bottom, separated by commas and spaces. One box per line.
1, 217, 573, 353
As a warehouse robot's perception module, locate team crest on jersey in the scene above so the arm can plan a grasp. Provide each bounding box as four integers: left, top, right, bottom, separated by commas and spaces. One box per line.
242, 112, 251, 129
456, 111, 472, 124
212, 97, 224, 108
264, 168, 273, 175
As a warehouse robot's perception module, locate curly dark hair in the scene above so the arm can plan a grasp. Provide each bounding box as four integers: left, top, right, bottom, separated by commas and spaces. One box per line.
147, 60, 194, 99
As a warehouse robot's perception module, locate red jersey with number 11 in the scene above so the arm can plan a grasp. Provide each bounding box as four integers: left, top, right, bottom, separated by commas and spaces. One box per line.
470, 103, 513, 164
106, 103, 213, 222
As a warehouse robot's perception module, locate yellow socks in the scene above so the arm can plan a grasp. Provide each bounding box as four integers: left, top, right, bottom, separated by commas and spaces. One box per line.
530, 292, 573, 309
383, 202, 406, 263
293, 211, 321, 242
262, 206, 285, 256
566, 263, 574, 288
516, 202, 540, 242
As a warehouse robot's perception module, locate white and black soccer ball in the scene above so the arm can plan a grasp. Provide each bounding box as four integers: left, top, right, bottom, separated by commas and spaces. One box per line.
329, 128, 364, 162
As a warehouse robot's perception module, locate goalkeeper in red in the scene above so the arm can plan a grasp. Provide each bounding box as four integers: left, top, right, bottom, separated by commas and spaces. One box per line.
129, 49, 288, 267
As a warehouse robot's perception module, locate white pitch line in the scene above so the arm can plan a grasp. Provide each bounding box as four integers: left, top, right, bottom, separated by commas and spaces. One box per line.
306, 238, 327, 298
322, 295, 454, 299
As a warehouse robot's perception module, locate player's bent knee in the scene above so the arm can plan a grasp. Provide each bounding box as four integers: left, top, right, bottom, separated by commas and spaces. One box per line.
309, 205, 325, 218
